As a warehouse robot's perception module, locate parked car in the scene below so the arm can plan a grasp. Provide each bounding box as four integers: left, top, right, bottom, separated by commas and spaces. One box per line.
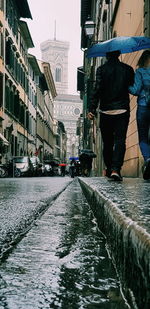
12, 156, 34, 176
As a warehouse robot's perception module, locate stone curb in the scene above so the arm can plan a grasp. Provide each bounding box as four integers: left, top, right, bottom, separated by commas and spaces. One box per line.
78, 178, 150, 309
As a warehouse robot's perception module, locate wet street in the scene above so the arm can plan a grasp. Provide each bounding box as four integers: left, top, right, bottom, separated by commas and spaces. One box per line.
0, 177, 129, 309
0, 177, 72, 259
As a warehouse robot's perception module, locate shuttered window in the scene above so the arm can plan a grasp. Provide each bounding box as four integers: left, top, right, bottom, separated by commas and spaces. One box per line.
14, 92, 19, 119
0, 73, 3, 107
0, 32, 3, 58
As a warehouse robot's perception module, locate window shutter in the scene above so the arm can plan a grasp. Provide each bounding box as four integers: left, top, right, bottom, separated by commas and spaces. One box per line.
0, 73, 3, 107
144, 0, 150, 36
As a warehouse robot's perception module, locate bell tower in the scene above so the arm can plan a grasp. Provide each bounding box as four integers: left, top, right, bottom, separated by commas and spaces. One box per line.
41, 39, 70, 94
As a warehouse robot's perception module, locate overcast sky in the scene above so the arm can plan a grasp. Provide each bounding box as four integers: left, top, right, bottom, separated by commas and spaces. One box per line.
27, 0, 83, 94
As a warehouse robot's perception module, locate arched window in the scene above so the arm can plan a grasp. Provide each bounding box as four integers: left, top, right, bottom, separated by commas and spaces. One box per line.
55, 66, 61, 82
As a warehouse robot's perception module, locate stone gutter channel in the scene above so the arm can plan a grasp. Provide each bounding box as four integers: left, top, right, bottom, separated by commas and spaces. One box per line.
78, 177, 150, 309
0, 178, 72, 262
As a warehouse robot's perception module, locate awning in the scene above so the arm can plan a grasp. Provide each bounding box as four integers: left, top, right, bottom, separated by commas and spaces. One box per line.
15, 0, 32, 19
0, 133, 9, 145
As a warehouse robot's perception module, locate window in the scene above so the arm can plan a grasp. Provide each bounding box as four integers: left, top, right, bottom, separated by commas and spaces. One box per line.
5, 84, 10, 110
5, 40, 11, 65
6, 0, 18, 36
0, 73, 3, 107
55, 67, 61, 82
0, 31, 3, 58
14, 92, 19, 119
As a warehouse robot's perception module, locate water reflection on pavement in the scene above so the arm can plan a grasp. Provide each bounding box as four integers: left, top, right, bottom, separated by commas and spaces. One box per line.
0, 180, 129, 309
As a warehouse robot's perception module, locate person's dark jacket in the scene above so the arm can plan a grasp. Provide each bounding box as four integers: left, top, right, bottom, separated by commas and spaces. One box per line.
89, 58, 134, 114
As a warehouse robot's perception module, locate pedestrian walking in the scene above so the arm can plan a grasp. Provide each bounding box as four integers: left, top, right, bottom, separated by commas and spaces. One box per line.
79, 153, 92, 176
60, 165, 66, 176
79, 150, 96, 177
88, 50, 134, 181
129, 50, 150, 180
70, 159, 76, 178
75, 161, 81, 176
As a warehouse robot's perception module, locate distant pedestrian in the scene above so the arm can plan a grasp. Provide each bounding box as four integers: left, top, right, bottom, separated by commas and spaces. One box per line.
61, 165, 66, 176
129, 50, 150, 179
79, 151, 95, 177
75, 161, 81, 176
88, 50, 134, 181
70, 159, 76, 178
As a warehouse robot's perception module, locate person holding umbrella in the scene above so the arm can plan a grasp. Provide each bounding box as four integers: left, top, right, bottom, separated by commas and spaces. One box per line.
129, 50, 150, 180
88, 50, 134, 181
79, 149, 96, 177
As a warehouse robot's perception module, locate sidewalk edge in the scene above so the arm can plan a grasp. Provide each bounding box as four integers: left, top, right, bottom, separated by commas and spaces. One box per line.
79, 178, 150, 309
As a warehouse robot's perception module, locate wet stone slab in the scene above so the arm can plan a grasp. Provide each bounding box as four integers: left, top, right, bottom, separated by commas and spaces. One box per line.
0, 180, 129, 309
0, 177, 72, 260
79, 177, 150, 234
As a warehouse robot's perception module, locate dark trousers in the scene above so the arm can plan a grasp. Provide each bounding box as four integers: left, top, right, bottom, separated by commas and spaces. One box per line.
70, 166, 75, 178
100, 111, 130, 171
137, 106, 150, 161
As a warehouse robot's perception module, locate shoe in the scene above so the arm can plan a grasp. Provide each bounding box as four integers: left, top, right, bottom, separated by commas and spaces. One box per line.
103, 168, 111, 178
110, 170, 123, 181
142, 159, 150, 180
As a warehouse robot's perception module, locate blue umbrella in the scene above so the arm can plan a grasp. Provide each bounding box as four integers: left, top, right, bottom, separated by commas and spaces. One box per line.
69, 157, 79, 160
87, 36, 150, 58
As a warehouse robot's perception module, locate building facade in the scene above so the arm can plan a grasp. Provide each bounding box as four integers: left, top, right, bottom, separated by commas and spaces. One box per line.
0, 0, 57, 164
54, 94, 82, 160
41, 38, 83, 161
0, 0, 33, 162
53, 119, 67, 163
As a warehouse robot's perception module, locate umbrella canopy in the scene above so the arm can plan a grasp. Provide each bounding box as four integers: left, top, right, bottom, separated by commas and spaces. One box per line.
69, 157, 79, 161
59, 163, 67, 166
87, 36, 150, 58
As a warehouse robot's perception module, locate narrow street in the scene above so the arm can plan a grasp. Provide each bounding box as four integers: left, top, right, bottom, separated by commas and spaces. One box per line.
0, 178, 128, 309
1, 0, 150, 308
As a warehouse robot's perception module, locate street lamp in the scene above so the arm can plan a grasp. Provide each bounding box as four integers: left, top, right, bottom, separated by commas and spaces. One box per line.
84, 17, 95, 38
